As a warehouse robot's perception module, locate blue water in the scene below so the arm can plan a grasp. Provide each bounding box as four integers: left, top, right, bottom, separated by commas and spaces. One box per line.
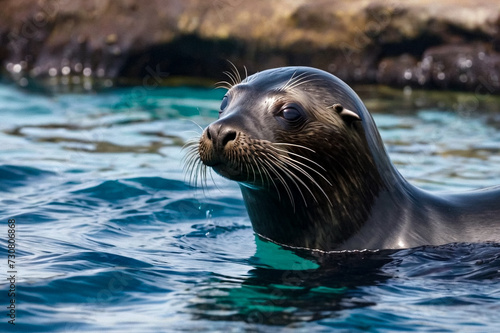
1, 82, 500, 332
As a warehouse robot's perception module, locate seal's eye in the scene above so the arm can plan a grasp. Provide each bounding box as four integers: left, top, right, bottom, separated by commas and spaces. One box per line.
220, 96, 229, 114
281, 106, 302, 122
276, 103, 306, 129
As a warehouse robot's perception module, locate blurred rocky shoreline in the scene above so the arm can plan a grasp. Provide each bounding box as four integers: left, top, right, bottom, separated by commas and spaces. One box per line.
1, 0, 500, 94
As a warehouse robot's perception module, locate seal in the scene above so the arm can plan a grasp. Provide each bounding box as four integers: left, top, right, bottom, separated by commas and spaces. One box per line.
185, 66, 500, 251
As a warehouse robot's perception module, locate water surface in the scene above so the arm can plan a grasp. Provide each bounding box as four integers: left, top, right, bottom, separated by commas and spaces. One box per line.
1, 82, 499, 332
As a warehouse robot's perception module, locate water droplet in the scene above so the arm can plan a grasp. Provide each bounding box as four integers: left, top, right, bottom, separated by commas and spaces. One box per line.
97, 68, 105, 77
83, 68, 92, 77
459, 74, 468, 83
457, 57, 473, 70
404, 69, 412, 80
49, 68, 58, 77
104, 79, 113, 88
12, 64, 22, 73
437, 72, 446, 80
61, 66, 71, 75
74, 63, 83, 72
19, 77, 28, 87
421, 56, 432, 70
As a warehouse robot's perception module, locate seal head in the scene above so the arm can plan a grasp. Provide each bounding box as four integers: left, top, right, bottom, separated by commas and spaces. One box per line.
188, 66, 500, 251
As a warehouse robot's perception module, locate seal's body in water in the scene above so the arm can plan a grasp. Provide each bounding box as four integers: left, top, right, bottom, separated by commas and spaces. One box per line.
186, 66, 500, 251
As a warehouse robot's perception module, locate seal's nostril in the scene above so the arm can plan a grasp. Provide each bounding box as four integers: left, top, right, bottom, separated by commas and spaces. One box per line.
221, 130, 237, 147
206, 122, 238, 149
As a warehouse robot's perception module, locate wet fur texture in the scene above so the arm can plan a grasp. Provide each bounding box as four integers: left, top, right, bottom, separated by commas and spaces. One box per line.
185, 66, 500, 251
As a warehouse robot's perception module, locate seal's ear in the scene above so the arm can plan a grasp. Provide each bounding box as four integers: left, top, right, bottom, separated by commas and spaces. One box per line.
333, 104, 361, 124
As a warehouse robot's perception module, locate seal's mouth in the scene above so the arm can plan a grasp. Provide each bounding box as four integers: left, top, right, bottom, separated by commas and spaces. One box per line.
205, 156, 255, 182
198, 151, 238, 178
211, 163, 243, 179
201, 151, 267, 183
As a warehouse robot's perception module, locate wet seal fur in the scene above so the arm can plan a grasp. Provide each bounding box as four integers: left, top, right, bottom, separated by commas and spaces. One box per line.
185, 66, 500, 251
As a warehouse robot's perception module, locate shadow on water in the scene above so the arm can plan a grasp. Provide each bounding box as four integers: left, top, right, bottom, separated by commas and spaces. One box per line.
186, 238, 500, 327
187, 237, 397, 326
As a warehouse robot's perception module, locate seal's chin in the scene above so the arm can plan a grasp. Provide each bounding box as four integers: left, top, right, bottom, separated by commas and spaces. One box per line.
211, 164, 245, 181
211, 163, 267, 186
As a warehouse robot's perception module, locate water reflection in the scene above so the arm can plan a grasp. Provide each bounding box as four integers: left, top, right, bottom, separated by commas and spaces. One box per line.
188, 237, 395, 325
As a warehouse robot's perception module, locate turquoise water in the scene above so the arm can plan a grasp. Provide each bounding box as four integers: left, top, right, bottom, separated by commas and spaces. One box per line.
1, 82, 500, 332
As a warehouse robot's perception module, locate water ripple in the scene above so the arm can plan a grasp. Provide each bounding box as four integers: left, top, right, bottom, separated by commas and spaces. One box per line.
1, 84, 499, 332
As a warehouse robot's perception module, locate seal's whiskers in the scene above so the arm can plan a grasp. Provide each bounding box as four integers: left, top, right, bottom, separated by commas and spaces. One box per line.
261, 158, 297, 210
182, 140, 209, 189
255, 156, 282, 202
266, 152, 327, 207
271, 152, 332, 206
214, 80, 233, 90
271, 146, 332, 185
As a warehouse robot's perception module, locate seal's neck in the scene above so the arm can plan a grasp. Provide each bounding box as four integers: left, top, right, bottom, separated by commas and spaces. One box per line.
239, 138, 385, 251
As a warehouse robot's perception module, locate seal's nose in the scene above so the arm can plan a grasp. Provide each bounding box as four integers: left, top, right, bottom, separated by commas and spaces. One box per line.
206, 122, 238, 151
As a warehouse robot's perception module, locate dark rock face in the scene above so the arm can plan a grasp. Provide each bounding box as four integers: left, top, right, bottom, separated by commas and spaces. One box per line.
377, 44, 500, 94
0, 0, 499, 93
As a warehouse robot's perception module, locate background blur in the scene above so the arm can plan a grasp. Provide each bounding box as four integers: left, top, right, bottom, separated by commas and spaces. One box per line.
1, 0, 500, 93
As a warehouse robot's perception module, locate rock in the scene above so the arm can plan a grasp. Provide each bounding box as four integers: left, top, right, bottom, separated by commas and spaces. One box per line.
0, 0, 499, 93
423, 44, 500, 93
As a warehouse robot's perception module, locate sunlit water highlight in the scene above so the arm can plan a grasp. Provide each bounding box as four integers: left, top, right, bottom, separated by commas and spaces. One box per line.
0, 83, 499, 332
